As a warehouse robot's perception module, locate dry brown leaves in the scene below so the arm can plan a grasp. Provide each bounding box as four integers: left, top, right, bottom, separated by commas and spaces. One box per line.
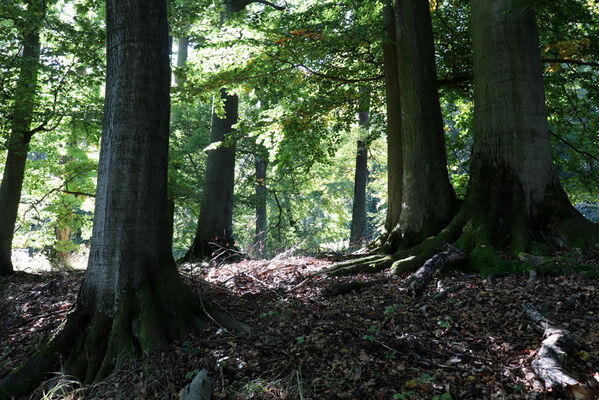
1, 257, 598, 399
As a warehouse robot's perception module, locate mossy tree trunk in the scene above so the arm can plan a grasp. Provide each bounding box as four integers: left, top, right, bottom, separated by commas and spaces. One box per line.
378, 0, 456, 254
390, 0, 457, 248
454, 0, 599, 268
0, 1, 211, 396
0, 1, 42, 276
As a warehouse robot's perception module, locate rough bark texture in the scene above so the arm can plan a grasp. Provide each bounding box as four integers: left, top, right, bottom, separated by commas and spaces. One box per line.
405, 245, 466, 295
0, 2, 41, 276
186, 90, 238, 260
349, 140, 368, 246
392, 0, 456, 247
455, 0, 599, 266
380, 0, 403, 252
254, 155, 267, 258
388, 0, 599, 276
349, 89, 370, 246
0, 1, 211, 397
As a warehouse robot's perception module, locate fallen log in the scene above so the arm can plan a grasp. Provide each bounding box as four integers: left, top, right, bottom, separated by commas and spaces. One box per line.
405, 245, 466, 296
522, 302, 596, 398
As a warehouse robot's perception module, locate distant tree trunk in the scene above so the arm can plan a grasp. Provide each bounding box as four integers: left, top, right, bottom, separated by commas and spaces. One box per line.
186, 90, 238, 260
54, 224, 71, 262
349, 89, 370, 247
453, 0, 599, 263
0, 2, 42, 276
380, 0, 403, 253
0, 0, 214, 395
254, 155, 267, 258
167, 36, 189, 254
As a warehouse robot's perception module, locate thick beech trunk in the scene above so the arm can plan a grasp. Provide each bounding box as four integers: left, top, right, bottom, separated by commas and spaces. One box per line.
0, 5, 41, 276
387, 0, 599, 275
453, 0, 599, 266
350, 89, 370, 246
392, 0, 456, 247
186, 90, 238, 260
254, 155, 267, 258
0, 1, 211, 396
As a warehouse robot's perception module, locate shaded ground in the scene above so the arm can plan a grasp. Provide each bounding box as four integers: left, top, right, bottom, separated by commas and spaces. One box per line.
1, 254, 598, 399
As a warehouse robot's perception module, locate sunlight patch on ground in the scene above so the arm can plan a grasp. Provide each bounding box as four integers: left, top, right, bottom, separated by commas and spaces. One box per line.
11, 248, 88, 273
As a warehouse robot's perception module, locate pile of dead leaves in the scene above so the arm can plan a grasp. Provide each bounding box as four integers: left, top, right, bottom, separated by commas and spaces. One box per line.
1, 256, 598, 399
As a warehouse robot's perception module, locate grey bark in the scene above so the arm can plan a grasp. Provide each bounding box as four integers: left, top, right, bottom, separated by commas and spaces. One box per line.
254, 155, 267, 258
349, 89, 370, 246
187, 90, 238, 260
381, 0, 403, 252
0, 3, 42, 276
467, 0, 596, 251
470, 0, 555, 204
393, 0, 456, 247
80, 0, 173, 310
522, 303, 582, 393
187, 1, 248, 261
0, 2, 218, 396
167, 36, 189, 253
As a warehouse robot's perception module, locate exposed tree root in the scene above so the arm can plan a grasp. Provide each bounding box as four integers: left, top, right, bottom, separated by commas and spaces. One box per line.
405, 245, 466, 296
0, 268, 252, 399
522, 302, 596, 398
326, 196, 598, 281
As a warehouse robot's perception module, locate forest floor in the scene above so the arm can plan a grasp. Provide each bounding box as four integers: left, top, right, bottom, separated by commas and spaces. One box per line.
1, 253, 599, 399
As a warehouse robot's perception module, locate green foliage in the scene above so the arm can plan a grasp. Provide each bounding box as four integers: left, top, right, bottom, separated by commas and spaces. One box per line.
362, 324, 380, 342
2, 0, 598, 265
437, 316, 452, 330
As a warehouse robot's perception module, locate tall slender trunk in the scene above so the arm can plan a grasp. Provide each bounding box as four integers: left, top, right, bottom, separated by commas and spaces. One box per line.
0, 4, 42, 276
186, 3, 243, 261
379, 0, 456, 252
187, 90, 238, 259
350, 89, 370, 246
167, 36, 189, 254
254, 155, 267, 258
381, 0, 403, 252
393, 0, 456, 247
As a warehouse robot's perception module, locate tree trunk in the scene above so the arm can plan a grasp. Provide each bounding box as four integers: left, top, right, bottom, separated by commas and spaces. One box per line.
186, 89, 238, 260
254, 155, 267, 258
392, 0, 456, 247
380, 0, 403, 253
455, 0, 599, 265
54, 224, 71, 263
349, 89, 370, 246
0, 1, 211, 395
186, 2, 244, 262
167, 36, 189, 254
0, 2, 42, 276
